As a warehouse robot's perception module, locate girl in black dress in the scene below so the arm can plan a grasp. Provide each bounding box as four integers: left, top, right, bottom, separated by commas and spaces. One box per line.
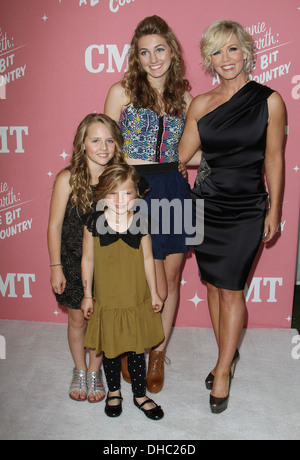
47, 113, 125, 402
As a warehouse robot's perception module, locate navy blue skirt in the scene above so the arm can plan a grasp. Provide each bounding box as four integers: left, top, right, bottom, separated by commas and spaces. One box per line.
134, 162, 192, 260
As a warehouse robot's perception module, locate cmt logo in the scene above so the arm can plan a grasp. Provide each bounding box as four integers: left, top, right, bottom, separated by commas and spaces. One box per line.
0, 273, 35, 298
0, 126, 28, 153
85, 44, 130, 73
244, 277, 283, 302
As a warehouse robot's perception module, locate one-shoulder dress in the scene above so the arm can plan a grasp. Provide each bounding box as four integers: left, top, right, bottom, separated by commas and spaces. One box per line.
191, 81, 274, 291
83, 211, 164, 359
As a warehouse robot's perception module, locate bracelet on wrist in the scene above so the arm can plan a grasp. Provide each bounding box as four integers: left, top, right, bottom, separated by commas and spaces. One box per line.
50, 263, 62, 267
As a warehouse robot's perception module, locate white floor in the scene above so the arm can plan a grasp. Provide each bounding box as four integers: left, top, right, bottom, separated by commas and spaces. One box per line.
0, 319, 299, 440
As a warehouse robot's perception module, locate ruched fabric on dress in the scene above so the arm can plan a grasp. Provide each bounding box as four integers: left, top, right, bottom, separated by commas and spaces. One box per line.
191, 81, 274, 290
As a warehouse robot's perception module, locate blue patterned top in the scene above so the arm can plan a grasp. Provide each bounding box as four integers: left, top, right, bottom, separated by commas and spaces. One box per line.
119, 104, 186, 163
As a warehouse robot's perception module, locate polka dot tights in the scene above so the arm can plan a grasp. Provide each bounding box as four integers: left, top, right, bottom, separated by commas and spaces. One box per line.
103, 352, 146, 398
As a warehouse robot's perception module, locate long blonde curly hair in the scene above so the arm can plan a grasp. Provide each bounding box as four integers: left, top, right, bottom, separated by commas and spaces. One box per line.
122, 15, 190, 116
69, 113, 125, 213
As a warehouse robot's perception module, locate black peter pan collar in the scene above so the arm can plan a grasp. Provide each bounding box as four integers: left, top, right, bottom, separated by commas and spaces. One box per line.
82, 210, 150, 249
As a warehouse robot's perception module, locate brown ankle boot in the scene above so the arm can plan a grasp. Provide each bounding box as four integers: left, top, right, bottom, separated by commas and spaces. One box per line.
121, 354, 131, 384
146, 349, 165, 393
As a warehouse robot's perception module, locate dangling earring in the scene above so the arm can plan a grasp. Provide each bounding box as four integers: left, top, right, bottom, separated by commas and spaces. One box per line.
211, 65, 215, 75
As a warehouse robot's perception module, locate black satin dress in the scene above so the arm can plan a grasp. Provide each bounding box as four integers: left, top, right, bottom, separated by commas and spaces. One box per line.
191, 81, 274, 290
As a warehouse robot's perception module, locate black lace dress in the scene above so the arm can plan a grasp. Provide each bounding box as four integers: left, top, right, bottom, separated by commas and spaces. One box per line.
55, 193, 85, 309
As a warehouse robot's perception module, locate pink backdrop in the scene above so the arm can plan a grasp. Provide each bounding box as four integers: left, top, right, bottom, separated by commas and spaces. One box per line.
0, 0, 299, 328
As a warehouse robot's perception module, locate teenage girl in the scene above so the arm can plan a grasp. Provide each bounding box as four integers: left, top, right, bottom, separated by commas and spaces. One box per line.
47, 113, 125, 402
104, 15, 198, 393
81, 163, 164, 420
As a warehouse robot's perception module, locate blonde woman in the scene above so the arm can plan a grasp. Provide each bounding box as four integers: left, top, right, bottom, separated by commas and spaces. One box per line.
179, 20, 286, 413
47, 113, 125, 402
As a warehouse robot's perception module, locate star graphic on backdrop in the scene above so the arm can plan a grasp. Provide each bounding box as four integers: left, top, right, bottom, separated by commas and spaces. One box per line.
59, 150, 68, 161
53, 310, 59, 316
181, 279, 187, 286
42, 14, 48, 22
286, 316, 292, 323
188, 292, 205, 308
293, 165, 299, 172
47, 171, 53, 177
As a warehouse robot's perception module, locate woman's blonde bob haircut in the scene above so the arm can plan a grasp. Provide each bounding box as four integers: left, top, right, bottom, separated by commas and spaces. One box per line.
201, 19, 254, 73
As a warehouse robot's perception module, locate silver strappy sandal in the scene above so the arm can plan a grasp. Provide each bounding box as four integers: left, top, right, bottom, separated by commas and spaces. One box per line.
69, 368, 87, 401
87, 370, 105, 403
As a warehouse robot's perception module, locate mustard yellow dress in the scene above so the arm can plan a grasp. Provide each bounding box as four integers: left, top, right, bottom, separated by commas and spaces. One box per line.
83, 212, 164, 359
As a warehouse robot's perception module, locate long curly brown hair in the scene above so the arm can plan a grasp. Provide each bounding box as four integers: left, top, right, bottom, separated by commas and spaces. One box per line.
69, 113, 125, 213
122, 15, 190, 116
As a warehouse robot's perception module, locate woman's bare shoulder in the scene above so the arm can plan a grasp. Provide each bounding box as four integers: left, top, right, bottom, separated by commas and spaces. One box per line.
105, 81, 130, 120
187, 90, 217, 121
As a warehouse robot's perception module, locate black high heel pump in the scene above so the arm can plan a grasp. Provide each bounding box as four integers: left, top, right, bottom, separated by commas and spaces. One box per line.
205, 349, 240, 390
210, 373, 232, 414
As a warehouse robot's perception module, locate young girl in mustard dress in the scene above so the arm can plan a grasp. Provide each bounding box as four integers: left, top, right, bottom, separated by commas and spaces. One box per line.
81, 163, 164, 420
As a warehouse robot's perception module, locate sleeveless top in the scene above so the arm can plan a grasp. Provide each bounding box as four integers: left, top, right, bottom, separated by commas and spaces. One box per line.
119, 104, 185, 163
